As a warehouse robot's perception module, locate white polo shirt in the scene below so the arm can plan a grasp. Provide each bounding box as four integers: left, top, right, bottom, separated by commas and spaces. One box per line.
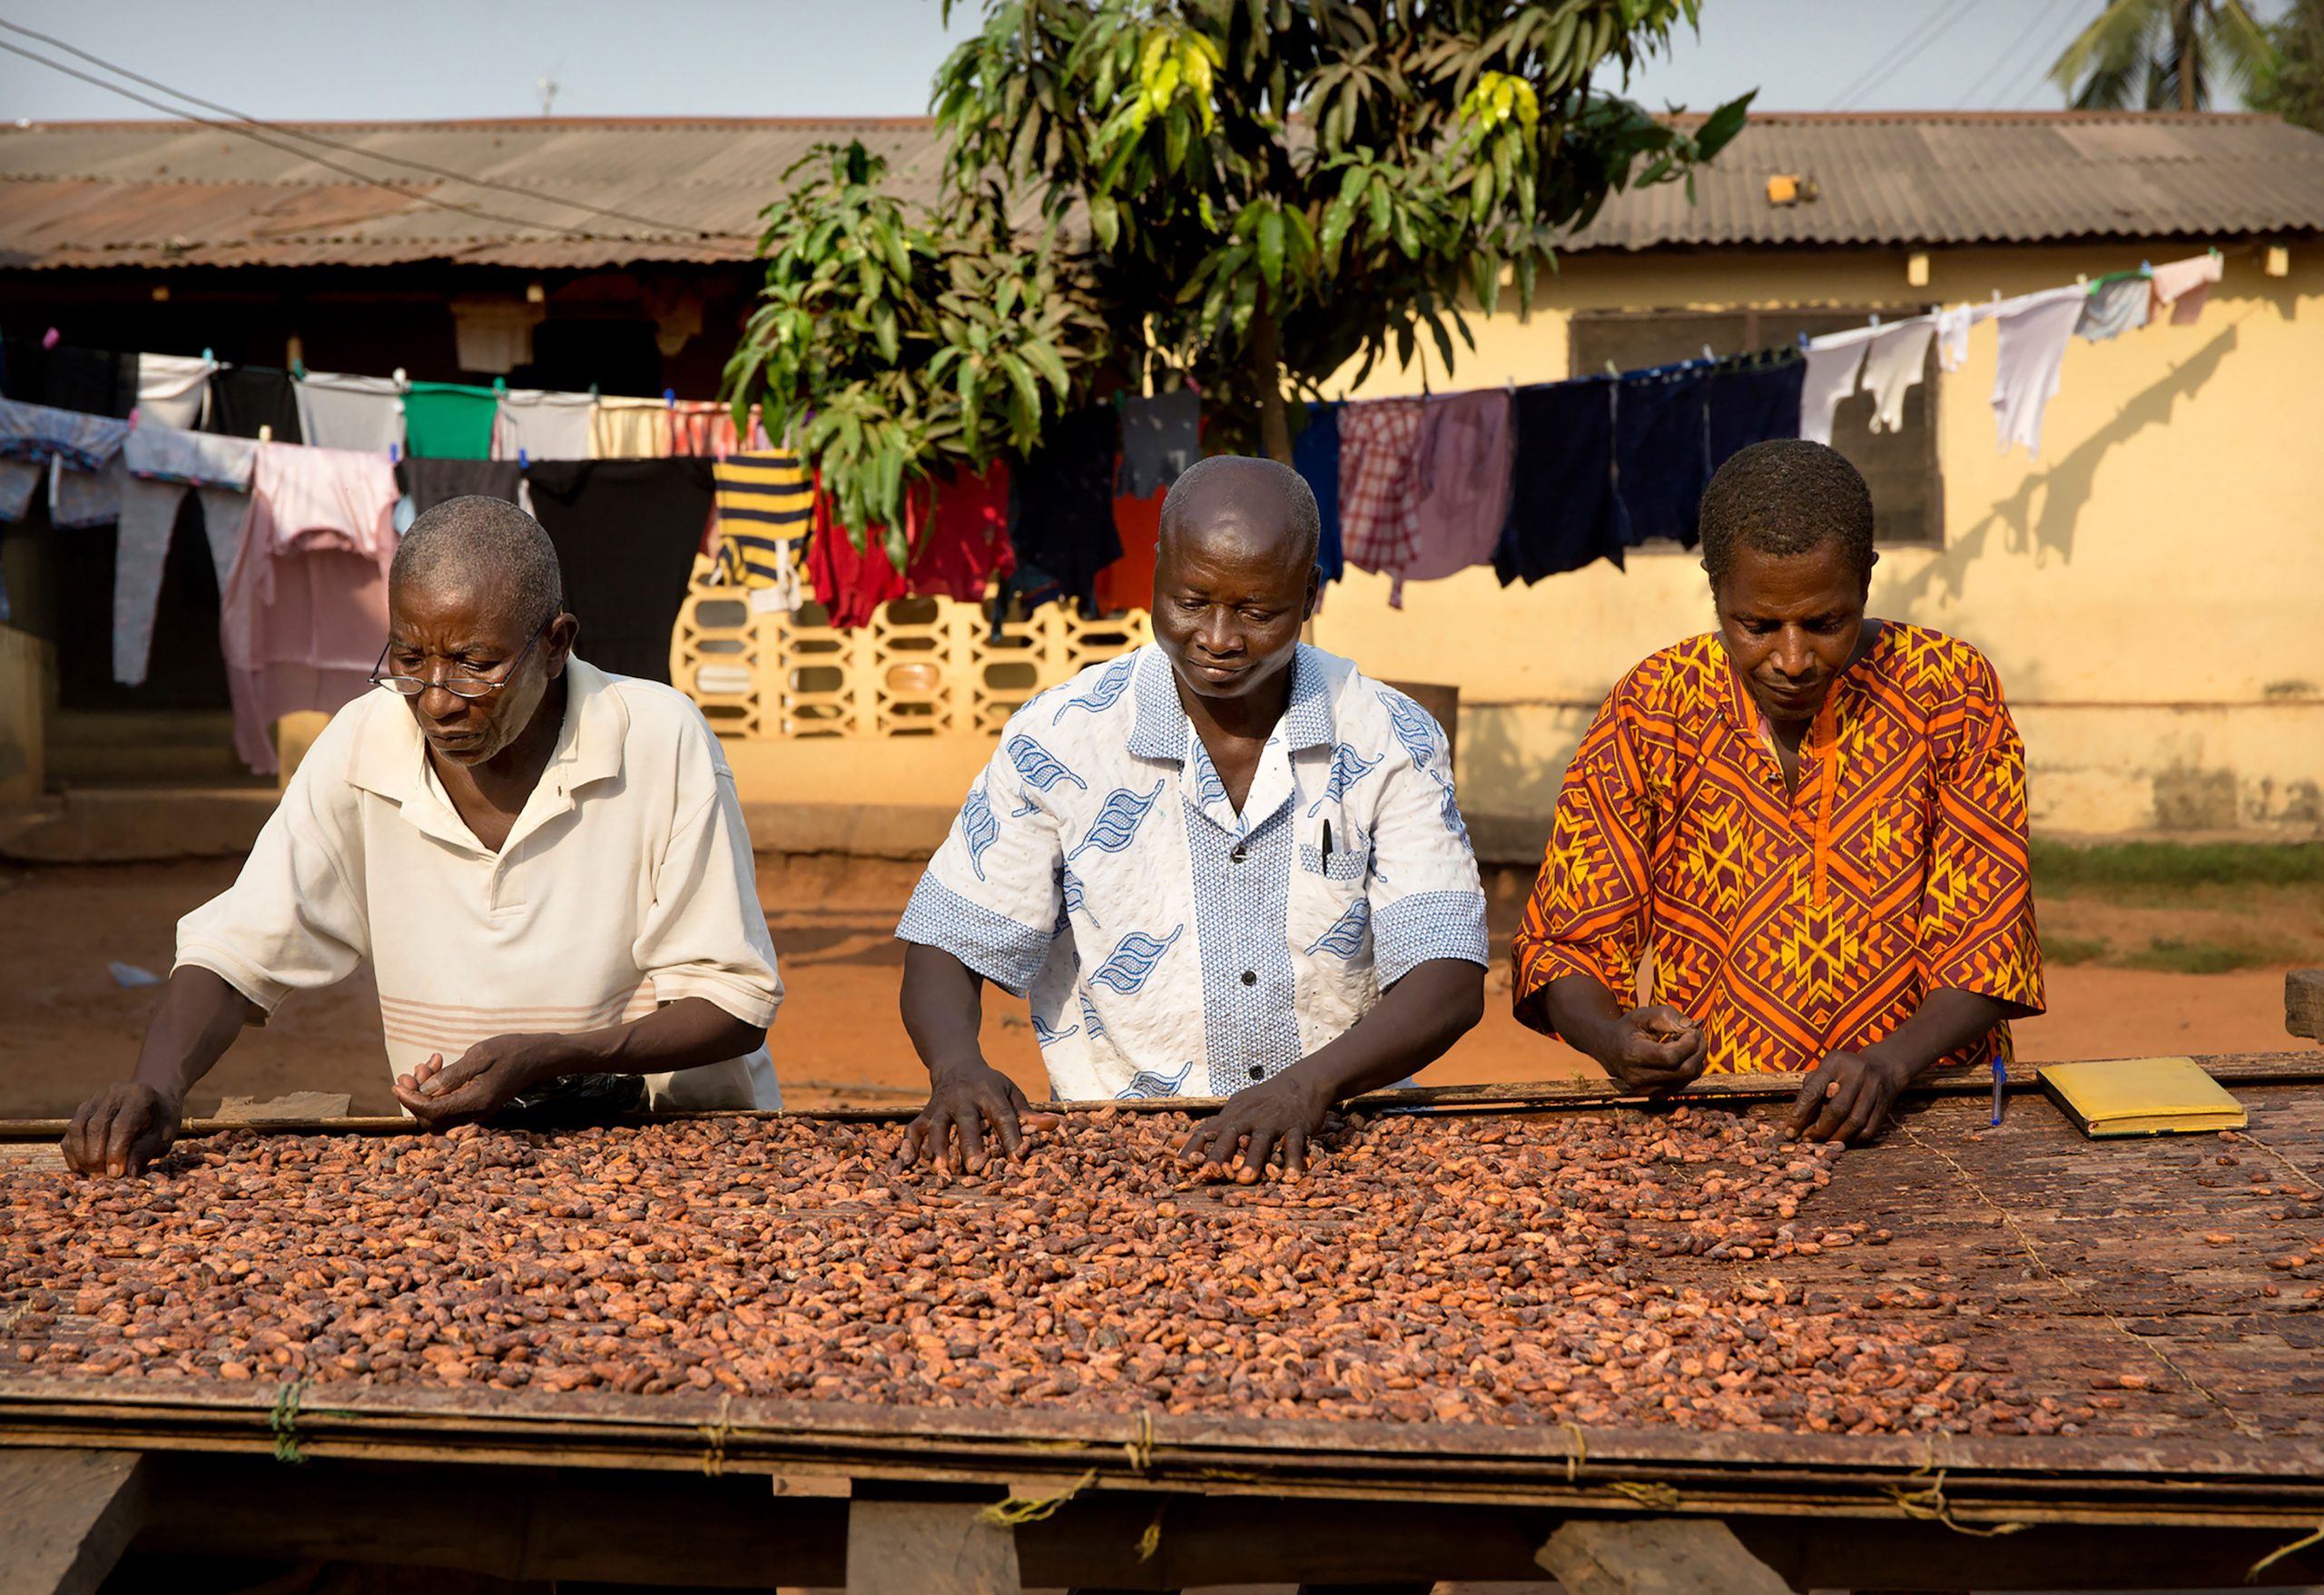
176, 658, 783, 1110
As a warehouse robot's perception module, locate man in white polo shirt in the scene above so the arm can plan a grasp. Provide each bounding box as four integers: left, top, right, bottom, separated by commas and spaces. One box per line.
64, 496, 783, 1177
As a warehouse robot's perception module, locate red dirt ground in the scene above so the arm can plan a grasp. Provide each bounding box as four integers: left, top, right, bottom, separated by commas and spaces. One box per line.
0, 855, 2304, 1120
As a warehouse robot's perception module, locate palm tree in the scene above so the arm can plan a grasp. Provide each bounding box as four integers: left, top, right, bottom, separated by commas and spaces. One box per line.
2049, 0, 2276, 112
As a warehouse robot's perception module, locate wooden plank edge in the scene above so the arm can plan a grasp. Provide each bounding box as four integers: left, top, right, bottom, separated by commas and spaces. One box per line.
5, 1051, 2319, 1141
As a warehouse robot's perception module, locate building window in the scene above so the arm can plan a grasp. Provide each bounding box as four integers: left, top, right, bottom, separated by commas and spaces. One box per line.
1568, 308, 1942, 548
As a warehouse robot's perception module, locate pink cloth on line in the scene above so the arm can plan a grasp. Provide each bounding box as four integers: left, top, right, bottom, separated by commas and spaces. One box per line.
1336, 398, 1425, 607
671, 401, 771, 458
2149, 253, 2223, 326
1403, 389, 1513, 586
220, 444, 401, 773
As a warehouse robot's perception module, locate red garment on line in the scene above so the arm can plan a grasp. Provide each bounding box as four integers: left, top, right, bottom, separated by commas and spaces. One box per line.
1094, 490, 1163, 615
805, 467, 1019, 627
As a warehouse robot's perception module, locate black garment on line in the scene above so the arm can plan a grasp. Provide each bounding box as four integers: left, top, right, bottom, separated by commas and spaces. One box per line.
522, 458, 714, 684
2, 341, 137, 418
1117, 389, 1200, 497
1493, 377, 1621, 586
205, 366, 305, 443
397, 458, 524, 517
1010, 405, 1121, 616
1611, 363, 1711, 549
1705, 354, 1807, 476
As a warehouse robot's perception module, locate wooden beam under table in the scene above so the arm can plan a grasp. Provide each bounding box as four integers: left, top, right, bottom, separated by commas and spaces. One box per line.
2290, 969, 2324, 1041
0, 1447, 146, 1595
1538, 1517, 1794, 1595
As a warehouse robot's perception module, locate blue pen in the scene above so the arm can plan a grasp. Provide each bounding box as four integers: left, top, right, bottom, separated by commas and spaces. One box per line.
1991, 1058, 2005, 1127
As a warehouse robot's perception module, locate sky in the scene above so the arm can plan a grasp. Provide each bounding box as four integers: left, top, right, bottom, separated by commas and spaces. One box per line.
0, 0, 2293, 123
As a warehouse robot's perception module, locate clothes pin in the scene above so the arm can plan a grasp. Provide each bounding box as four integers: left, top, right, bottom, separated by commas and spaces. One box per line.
258, 424, 272, 443
389, 443, 399, 464
518, 448, 529, 468
664, 389, 676, 408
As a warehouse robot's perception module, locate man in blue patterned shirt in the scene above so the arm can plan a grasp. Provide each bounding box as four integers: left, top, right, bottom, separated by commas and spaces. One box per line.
896, 455, 1490, 1182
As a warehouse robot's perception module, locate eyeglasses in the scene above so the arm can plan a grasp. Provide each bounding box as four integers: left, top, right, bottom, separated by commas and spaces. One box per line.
370, 627, 546, 700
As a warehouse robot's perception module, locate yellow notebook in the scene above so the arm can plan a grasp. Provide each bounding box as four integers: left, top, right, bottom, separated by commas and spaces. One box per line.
2037, 1057, 2248, 1138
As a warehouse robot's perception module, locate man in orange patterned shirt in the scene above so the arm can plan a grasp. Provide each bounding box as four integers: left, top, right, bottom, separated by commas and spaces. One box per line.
1512, 441, 2043, 1144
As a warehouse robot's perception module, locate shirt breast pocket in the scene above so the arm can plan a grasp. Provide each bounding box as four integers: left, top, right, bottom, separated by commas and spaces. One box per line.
1299, 824, 1372, 884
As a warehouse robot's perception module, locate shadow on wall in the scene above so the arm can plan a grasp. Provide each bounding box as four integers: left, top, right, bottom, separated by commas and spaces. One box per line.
1870, 319, 2242, 647
1456, 702, 1603, 856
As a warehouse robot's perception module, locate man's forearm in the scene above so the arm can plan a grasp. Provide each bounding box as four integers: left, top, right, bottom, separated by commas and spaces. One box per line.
1536, 973, 1630, 1066
1863, 988, 2013, 1076
540, 996, 764, 1080
900, 942, 991, 1080
1285, 959, 1486, 1105
132, 967, 258, 1107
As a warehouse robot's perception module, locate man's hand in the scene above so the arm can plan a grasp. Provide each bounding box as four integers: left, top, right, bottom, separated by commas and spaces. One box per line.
63, 1082, 183, 1177
393, 1033, 566, 1128
898, 1058, 1032, 1174
1589, 1003, 1709, 1093
1788, 1048, 1915, 1144
1178, 1071, 1330, 1184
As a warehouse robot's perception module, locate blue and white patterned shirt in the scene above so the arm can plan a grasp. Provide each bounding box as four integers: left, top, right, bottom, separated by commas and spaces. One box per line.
897, 643, 1490, 1101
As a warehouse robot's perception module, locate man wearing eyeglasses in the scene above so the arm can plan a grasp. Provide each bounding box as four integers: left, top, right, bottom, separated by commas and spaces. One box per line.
63, 495, 784, 1177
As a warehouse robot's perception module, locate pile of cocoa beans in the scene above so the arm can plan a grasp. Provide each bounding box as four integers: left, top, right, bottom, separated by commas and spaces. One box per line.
0, 1107, 2115, 1435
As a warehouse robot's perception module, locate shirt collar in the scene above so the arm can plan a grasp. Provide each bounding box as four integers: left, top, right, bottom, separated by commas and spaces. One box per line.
1126, 643, 1335, 763
1713, 625, 1886, 734
346, 655, 628, 812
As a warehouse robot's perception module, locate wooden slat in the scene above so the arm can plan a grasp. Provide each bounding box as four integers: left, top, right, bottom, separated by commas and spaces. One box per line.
1538, 1518, 1794, 1595
845, 1499, 1019, 1595
0, 1448, 145, 1595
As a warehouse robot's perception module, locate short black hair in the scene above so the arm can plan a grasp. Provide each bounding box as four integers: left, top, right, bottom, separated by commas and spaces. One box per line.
1698, 439, 1876, 588
1158, 455, 1321, 572
389, 496, 566, 632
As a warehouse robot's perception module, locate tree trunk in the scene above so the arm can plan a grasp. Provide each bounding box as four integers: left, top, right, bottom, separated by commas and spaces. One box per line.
2180, 0, 2201, 111
1249, 303, 1294, 465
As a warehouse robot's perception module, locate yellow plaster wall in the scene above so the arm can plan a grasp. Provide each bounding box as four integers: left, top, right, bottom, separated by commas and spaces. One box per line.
1310, 244, 2324, 837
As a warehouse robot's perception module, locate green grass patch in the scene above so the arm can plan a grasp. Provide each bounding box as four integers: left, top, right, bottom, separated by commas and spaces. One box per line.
2032, 840, 2324, 891
2043, 935, 2112, 966
2120, 935, 2299, 975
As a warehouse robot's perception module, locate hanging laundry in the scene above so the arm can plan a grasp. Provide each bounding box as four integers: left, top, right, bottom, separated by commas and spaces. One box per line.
1336, 397, 1424, 606
395, 458, 527, 517
1611, 362, 1710, 547
2150, 252, 2224, 326
1010, 406, 1122, 617
1799, 327, 1878, 446
489, 389, 595, 462
1935, 301, 2000, 374
2076, 274, 2152, 342
1118, 389, 1200, 497
51, 453, 127, 529
589, 397, 674, 459
1989, 286, 2086, 458
134, 353, 218, 430
0, 399, 131, 527
1095, 487, 1159, 615
524, 458, 715, 682
114, 426, 256, 686
448, 296, 545, 374
27, 345, 137, 418
1857, 319, 1937, 434
1291, 401, 1343, 584
1404, 389, 1513, 584
711, 450, 815, 611
669, 400, 768, 458
911, 463, 1016, 606
293, 371, 406, 454
1495, 376, 1619, 586
205, 367, 303, 443
219, 444, 401, 774
401, 381, 500, 460
805, 487, 914, 630
1706, 352, 1807, 474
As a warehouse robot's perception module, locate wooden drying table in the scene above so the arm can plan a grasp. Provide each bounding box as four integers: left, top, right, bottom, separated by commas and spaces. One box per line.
4, 1052, 2323, 1594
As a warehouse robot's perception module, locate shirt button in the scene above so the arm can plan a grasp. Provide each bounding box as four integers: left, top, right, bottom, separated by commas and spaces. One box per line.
1230, 845, 1247, 863
1241, 970, 1257, 987
1251, 1066, 1266, 1079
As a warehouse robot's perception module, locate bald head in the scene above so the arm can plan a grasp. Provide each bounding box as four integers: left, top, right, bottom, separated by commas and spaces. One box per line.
1157, 455, 1321, 574
389, 496, 565, 632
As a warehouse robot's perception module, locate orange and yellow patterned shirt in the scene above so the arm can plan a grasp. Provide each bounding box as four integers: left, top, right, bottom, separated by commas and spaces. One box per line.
1512, 625, 2044, 1075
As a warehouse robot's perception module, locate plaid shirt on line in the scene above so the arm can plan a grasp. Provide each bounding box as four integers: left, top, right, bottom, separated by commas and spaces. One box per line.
1336, 399, 1424, 598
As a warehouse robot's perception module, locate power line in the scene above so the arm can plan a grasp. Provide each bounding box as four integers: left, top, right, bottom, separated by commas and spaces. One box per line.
1957, 0, 2073, 108
1829, 0, 1989, 113
0, 33, 760, 255
1985, 0, 2096, 108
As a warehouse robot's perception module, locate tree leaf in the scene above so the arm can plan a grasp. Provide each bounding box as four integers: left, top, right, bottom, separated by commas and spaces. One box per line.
1256, 205, 1286, 292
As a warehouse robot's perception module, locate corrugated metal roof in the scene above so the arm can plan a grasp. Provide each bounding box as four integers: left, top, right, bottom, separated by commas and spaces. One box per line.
2, 112, 2319, 271
1561, 111, 2324, 251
